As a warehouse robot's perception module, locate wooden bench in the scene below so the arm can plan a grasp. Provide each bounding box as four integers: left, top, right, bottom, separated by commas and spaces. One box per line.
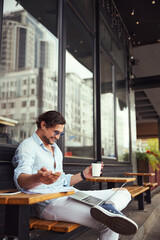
124, 172, 156, 186
126, 182, 158, 205
0, 145, 83, 240
125, 185, 150, 210
124, 172, 158, 205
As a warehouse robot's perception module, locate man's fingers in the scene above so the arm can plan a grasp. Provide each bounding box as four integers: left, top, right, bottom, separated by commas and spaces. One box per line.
41, 167, 48, 172
38, 168, 61, 184
51, 172, 61, 176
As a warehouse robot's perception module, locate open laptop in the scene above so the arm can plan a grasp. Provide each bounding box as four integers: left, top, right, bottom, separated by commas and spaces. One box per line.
69, 182, 127, 206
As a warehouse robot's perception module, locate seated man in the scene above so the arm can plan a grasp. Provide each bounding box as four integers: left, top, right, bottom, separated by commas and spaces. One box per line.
12, 110, 138, 240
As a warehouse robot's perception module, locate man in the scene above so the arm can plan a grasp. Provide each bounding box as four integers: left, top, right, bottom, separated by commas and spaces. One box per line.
12, 110, 138, 240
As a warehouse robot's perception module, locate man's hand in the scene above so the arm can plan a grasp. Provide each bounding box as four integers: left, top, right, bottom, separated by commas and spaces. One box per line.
18, 167, 61, 189
83, 166, 92, 178
70, 162, 104, 186
83, 162, 104, 178
38, 167, 61, 185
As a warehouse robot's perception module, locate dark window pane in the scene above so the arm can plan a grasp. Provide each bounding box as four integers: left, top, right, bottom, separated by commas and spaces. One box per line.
18, 28, 26, 69
68, 0, 94, 32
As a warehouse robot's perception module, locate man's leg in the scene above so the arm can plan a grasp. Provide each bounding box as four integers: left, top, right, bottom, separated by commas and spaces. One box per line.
39, 188, 133, 239
40, 191, 120, 240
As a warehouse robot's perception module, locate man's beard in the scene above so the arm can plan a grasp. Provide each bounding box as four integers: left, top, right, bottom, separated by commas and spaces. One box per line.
42, 135, 54, 145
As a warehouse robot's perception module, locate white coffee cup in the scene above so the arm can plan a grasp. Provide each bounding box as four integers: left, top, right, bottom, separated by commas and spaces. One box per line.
92, 162, 102, 177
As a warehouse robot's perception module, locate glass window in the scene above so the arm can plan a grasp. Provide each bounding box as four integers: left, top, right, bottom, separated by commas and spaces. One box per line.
100, 7, 126, 73
0, 0, 58, 144
116, 68, 130, 162
22, 101, 27, 107
31, 89, 35, 95
100, 14, 128, 161
30, 100, 35, 107
65, 4, 94, 159
100, 51, 115, 158
2, 103, 6, 109
68, 0, 94, 32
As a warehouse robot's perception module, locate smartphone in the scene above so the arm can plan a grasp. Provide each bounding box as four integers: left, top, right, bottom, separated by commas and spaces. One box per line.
0, 190, 21, 195
51, 172, 61, 177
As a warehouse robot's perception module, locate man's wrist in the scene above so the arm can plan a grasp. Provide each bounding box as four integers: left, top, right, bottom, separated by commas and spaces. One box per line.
80, 171, 86, 181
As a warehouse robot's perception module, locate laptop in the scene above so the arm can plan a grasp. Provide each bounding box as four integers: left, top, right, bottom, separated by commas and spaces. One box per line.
69, 182, 127, 206
69, 191, 105, 206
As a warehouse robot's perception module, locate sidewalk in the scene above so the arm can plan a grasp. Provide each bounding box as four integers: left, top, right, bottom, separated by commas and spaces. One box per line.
144, 215, 160, 240
120, 190, 160, 240
75, 189, 160, 240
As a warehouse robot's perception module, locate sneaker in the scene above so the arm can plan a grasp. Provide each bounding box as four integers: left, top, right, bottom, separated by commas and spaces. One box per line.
90, 203, 138, 235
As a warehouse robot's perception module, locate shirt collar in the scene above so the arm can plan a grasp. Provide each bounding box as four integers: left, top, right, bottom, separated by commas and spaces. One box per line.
32, 132, 56, 148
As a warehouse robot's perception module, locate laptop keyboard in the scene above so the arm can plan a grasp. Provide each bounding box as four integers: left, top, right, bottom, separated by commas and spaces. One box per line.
82, 195, 105, 206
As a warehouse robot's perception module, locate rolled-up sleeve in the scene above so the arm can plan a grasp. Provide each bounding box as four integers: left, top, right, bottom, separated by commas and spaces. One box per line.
12, 141, 35, 190
61, 172, 73, 187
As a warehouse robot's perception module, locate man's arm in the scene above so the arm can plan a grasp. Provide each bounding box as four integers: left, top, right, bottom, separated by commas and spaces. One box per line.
70, 166, 92, 186
18, 167, 61, 190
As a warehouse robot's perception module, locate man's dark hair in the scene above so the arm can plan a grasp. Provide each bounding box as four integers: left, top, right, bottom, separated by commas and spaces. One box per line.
36, 111, 66, 129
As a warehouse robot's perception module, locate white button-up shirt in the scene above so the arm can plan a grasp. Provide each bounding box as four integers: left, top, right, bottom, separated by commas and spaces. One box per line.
12, 132, 73, 206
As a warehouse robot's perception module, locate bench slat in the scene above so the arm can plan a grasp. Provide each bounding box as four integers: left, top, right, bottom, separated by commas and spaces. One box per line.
31, 219, 58, 230
125, 186, 149, 198
52, 222, 80, 233
143, 182, 158, 187
30, 217, 80, 233
29, 217, 41, 228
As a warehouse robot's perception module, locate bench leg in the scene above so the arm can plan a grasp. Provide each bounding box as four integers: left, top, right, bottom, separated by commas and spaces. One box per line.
137, 176, 143, 186
137, 192, 145, 210
4, 205, 30, 240
145, 189, 151, 204
99, 182, 103, 190
107, 182, 115, 189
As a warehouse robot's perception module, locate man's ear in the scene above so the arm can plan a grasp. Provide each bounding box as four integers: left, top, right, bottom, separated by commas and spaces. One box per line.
41, 121, 46, 130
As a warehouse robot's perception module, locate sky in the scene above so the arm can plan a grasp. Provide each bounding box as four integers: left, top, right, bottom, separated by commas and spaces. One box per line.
3, 0, 23, 13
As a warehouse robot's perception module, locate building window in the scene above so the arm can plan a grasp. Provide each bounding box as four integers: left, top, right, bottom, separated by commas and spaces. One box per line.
100, 51, 115, 158
31, 88, 35, 95
23, 79, 27, 85
2, 92, 5, 98
10, 102, 14, 108
65, 3, 94, 159
0, 0, 58, 144
31, 78, 35, 83
10, 91, 15, 98
17, 27, 27, 69
30, 100, 35, 106
2, 103, 6, 109
23, 90, 27, 96
22, 101, 27, 107
116, 68, 129, 162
